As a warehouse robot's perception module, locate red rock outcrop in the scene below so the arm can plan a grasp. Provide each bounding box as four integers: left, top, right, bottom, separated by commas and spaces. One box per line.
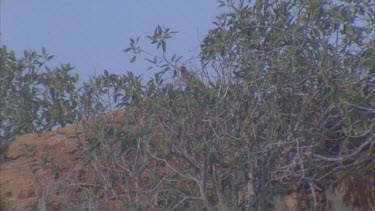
0, 122, 84, 210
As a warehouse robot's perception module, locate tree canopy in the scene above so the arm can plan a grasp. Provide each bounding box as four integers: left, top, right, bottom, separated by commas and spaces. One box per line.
1, 0, 374, 210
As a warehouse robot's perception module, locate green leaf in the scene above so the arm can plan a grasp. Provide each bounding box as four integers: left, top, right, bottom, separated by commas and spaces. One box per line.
130, 56, 137, 63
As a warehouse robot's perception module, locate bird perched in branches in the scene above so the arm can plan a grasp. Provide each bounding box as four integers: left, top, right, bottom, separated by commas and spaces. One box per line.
180, 66, 206, 90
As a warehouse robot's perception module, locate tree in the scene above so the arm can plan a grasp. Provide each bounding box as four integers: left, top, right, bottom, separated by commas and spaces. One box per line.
0, 47, 80, 156
198, 0, 375, 209
113, 0, 373, 209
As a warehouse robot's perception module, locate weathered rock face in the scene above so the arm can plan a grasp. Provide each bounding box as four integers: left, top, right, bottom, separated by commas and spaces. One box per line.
0, 108, 374, 210
0, 109, 127, 211
0, 122, 85, 211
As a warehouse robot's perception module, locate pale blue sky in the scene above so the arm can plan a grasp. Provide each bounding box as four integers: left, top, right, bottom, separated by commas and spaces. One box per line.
1, 1, 221, 81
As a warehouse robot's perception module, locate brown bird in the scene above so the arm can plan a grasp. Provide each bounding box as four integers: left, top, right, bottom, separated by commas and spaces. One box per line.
180, 66, 206, 90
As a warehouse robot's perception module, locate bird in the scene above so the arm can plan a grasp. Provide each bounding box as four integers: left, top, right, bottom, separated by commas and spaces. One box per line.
180, 66, 206, 90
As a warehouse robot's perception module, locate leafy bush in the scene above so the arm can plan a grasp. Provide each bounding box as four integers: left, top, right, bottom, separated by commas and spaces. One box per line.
78, 0, 374, 210
0, 47, 79, 153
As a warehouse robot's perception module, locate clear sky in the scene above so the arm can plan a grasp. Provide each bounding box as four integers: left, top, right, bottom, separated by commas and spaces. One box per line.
1, 1, 221, 81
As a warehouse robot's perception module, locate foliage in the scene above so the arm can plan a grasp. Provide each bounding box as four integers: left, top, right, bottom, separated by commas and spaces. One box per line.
0, 47, 80, 153
1, 0, 374, 210
0, 47, 147, 154
77, 0, 374, 210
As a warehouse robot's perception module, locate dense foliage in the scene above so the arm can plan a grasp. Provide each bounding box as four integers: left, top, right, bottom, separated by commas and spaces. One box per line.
75, 0, 374, 210
0, 47, 79, 152
1, 0, 374, 210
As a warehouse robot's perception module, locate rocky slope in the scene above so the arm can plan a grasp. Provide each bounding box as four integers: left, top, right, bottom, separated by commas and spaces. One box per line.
0, 121, 84, 210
